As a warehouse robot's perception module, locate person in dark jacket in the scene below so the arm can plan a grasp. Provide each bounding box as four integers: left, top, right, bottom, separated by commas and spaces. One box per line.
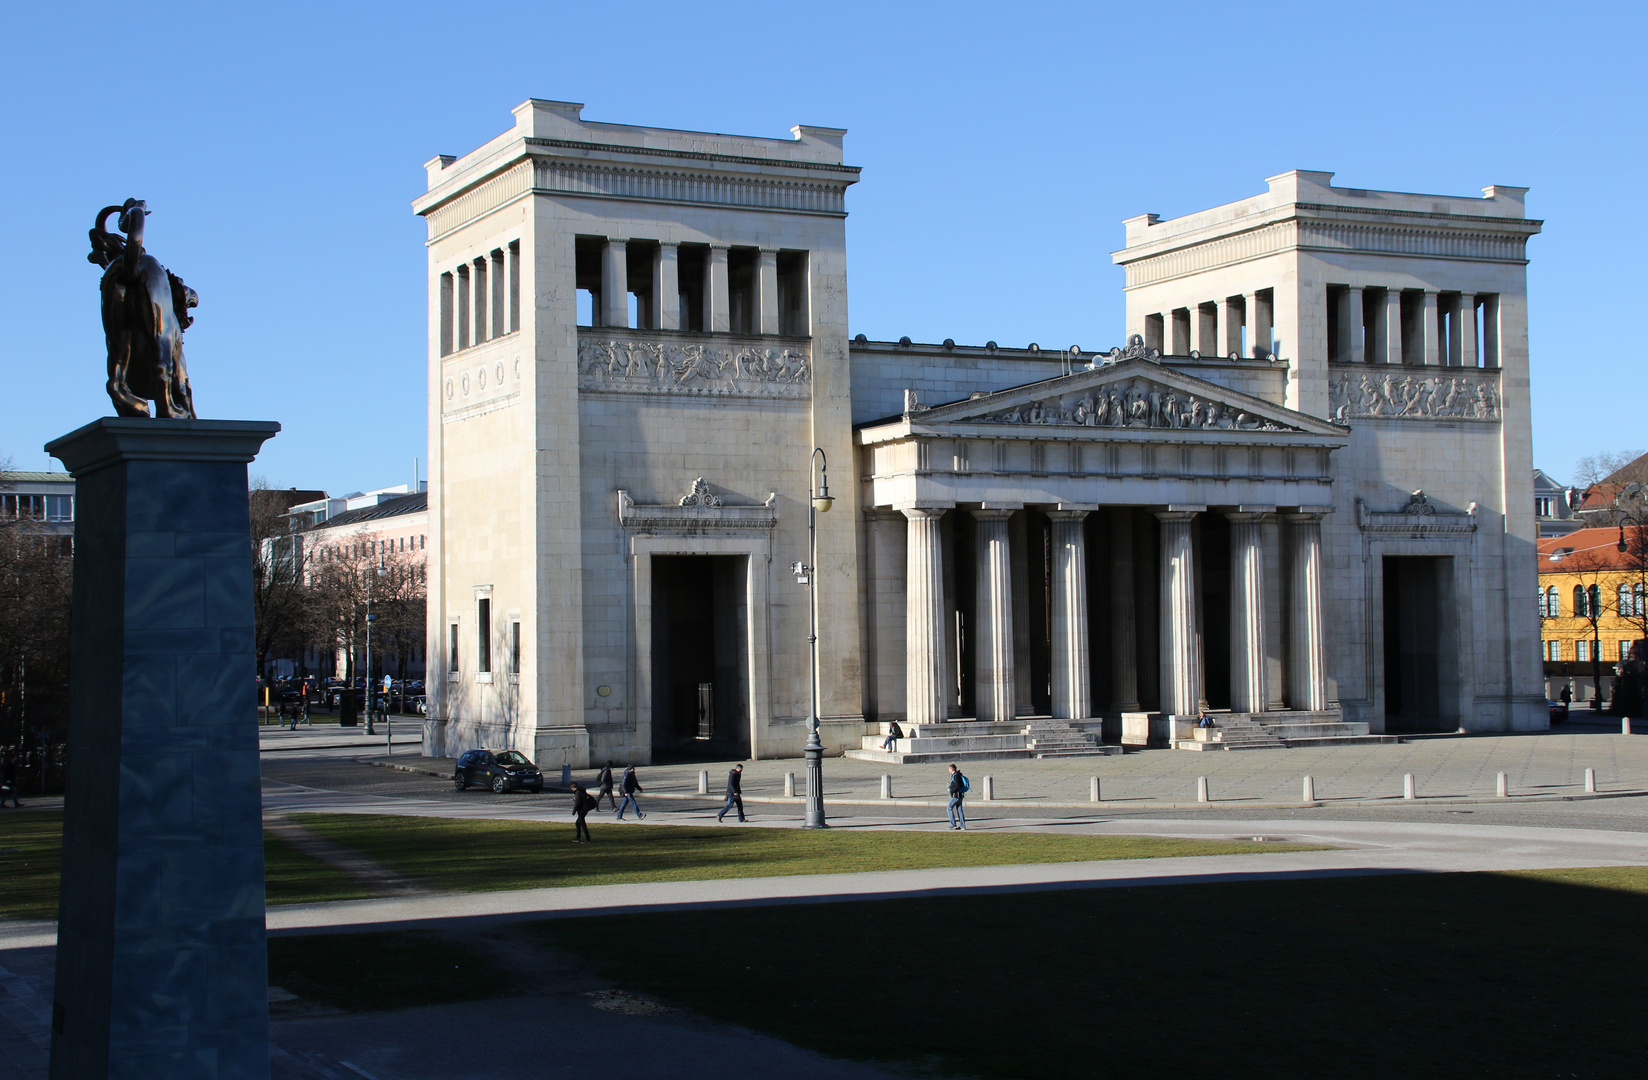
947, 763, 968, 830
716, 764, 747, 823
880, 720, 904, 751
0, 758, 20, 808
571, 783, 597, 843
616, 765, 644, 819
595, 762, 616, 811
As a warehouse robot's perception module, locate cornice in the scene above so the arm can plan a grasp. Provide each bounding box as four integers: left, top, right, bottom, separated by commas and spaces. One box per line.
525, 137, 861, 178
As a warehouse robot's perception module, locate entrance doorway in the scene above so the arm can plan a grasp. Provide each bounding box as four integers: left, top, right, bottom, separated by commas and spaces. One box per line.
1383, 555, 1459, 732
650, 555, 750, 761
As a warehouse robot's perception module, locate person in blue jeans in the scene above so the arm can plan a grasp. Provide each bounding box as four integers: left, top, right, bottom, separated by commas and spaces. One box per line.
947, 763, 968, 830
717, 764, 747, 822
616, 765, 644, 819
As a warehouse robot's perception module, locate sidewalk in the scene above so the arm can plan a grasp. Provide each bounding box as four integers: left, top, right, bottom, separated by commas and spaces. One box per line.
259, 724, 422, 753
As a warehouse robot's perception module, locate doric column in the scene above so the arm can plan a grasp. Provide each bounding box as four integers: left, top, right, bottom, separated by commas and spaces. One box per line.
1458, 293, 1477, 368
972, 510, 1015, 723
601, 238, 629, 329
1245, 292, 1271, 358
456, 265, 470, 348
473, 257, 489, 342
1108, 508, 1139, 712
654, 243, 680, 330
1380, 288, 1402, 364
756, 248, 780, 335
1419, 290, 1441, 365
1222, 296, 1244, 357
707, 245, 730, 333
1048, 511, 1091, 720
1286, 512, 1328, 712
903, 508, 948, 726
1157, 510, 1201, 717
1227, 511, 1270, 713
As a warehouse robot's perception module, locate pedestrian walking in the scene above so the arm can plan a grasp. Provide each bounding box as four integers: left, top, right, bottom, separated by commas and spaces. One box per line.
1560, 684, 1572, 708
946, 763, 969, 830
0, 757, 20, 808
616, 765, 645, 819
571, 782, 597, 843
880, 720, 904, 751
716, 763, 747, 822
594, 762, 617, 810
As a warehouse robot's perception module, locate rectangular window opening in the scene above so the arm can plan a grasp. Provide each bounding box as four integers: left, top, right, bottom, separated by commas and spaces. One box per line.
477, 598, 492, 674
510, 621, 521, 674
678, 244, 707, 332
727, 247, 757, 335
777, 250, 809, 336
448, 624, 459, 673
439, 273, 454, 356
575, 236, 605, 327
490, 249, 506, 339
508, 241, 521, 333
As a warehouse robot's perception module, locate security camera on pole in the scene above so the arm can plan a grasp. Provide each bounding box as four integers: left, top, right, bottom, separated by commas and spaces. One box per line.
791, 447, 833, 828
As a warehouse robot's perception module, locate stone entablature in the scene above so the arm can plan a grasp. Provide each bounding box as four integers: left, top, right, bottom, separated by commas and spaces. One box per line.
578, 329, 812, 400
617, 482, 779, 532
1355, 489, 1479, 538
1328, 364, 1501, 423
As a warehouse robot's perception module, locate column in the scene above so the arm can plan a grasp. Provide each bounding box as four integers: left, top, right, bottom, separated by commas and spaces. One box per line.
1157, 510, 1201, 717
756, 248, 780, 335
1227, 511, 1269, 713
1108, 509, 1139, 711
1419, 290, 1440, 365
972, 510, 1015, 723
1049, 511, 1091, 720
1245, 292, 1272, 358
1445, 295, 1463, 366
1222, 296, 1244, 357
473, 256, 489, 341
490, 249, 505, 339
1458, 293, 1478, 368
1286, 512, 1328, 711
903, 508, 948, 726
707, 245, 730, 333
1381, 289, 1403, 364
655, 243, 680, 330
456, 265, 470, 348
601, 237, 629, 329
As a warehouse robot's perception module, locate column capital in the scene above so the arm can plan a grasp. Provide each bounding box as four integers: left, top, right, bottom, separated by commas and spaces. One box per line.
758, 246, 780, 255
656, 239, 678, 251
970, 507, 1016, 520
899, 505, 950, 521
1283, 507, 1333, 523
1156, 507, 1204, 522
1224, 511, 1269, 524
1046, 509, 1090, 522
708, 243, 730, 253
605, 236, 628, 248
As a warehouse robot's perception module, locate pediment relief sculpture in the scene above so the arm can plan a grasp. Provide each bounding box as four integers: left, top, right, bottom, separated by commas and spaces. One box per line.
974, 378, 1299, 432
578, 335, 810, 398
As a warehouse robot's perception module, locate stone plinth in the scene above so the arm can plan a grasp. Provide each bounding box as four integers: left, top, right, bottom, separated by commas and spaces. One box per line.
45, 418, 279, 1080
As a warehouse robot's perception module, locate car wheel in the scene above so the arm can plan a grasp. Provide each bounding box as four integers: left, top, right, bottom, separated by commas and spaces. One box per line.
454, 773, 468, 792
492, 775, 509, 794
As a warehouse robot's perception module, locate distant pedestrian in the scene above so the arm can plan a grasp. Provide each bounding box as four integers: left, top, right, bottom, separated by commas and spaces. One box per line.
717, 764, 747, 823
880, 720, 904, 751
946, 763, 968, 830
0, 758, 20, 808
1560, 684, 1572, 708
595, 762, 616, 810
571, 782, 597, 843
616, 765, 644, 819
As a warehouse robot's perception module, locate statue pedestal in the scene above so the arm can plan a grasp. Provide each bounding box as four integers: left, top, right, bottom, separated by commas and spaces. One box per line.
45, 418, 279, 1080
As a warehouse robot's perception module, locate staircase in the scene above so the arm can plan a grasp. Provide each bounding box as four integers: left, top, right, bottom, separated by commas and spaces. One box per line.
1022, 718, 1121, 758
1182, 714, 1287, 751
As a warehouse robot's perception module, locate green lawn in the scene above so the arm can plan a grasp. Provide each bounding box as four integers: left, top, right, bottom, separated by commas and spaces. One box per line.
0, 812, 374, 919
291, 813, 1322, 892
532, 865, 1648, 1079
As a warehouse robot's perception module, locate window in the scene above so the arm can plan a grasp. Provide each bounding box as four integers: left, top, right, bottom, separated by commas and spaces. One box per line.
477, 598, 492, 674
1577, 639, 1591, 663
1536, 497, 1553, 517
448, 624, 459, 673
1621, 640, 1634, 662
46, 495, 72, 521
1540, 586, 1559, 618
510, 620, 521, 674
1589, 585, 1601, 619
1546, 640, 1561, 662
1620, 584, 1634, 618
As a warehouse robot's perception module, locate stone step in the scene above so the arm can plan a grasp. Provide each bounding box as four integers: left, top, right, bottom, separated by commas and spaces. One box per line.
1032, 746, 1124, 758
843, 748, 1033, 765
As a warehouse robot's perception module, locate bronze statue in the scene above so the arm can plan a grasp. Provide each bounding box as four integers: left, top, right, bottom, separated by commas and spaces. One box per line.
88, 200, 197, 419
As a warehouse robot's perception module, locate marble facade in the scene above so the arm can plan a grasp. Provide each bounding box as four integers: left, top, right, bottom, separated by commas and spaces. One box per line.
417, 102, 1545, 766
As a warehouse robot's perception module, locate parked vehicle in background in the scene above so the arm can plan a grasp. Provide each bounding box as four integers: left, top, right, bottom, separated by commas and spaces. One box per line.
1548, 699, 1569, 724
453, 749, 543, 794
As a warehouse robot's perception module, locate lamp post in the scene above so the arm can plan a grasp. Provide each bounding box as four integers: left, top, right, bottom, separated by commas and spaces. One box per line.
364, 553, 385, 734
793, 447, 833, 828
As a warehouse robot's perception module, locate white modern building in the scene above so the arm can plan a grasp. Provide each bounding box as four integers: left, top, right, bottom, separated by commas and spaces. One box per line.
416, 100, 1544, 767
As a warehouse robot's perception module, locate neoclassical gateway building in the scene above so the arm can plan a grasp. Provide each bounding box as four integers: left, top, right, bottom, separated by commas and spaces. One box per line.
416, 99, 1544, 766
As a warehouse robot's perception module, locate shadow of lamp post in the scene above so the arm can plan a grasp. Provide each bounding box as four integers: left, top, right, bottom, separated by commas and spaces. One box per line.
791, 447, 833, 828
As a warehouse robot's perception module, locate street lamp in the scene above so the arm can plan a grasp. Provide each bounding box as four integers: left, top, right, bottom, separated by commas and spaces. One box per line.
793, 447, 833, 828
364, 554, 385, 734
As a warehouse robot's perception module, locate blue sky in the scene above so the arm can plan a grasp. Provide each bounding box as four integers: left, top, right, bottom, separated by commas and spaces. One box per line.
2, 0, 1640, 492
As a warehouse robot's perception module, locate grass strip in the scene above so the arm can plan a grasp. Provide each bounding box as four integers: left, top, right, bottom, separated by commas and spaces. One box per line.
290, 813, 1323, 893
532, 865, 1648, 1079
267, 930, 522, 1011
0, 812, 378, 918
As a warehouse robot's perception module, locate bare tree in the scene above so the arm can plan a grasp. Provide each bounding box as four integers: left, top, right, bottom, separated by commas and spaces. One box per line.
249, 478, 310, 681
0, 462, 73, 781
303, 531, 425, 715
1573, 449, 1648, 489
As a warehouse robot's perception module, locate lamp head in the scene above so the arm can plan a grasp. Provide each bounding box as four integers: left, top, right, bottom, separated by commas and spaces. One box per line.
812, 494, 834, 514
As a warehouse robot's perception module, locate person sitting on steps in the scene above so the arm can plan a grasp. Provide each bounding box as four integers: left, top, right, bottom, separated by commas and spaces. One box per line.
881, 720, 904, 751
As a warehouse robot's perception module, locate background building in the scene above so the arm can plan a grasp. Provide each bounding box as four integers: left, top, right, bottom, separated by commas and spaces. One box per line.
1533, 468, 1580, 537
1537, 526, 1648, 706
0, 471, 75, 551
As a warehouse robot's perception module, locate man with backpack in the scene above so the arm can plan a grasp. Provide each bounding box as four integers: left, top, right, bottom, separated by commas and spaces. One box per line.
616, 764, 644, 819
717, 763, 747, 823
947, 763, 969, 830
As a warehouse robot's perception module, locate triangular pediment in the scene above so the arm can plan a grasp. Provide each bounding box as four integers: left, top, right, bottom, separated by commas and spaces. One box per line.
889, 358, 1345, 438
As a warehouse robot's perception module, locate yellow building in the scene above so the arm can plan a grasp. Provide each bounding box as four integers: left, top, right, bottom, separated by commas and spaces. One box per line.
1537, 526, 1647, 704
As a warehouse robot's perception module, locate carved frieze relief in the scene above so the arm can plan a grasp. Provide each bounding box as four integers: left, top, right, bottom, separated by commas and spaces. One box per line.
975, 377, 1297, 432
578, 334, 811, 399
1329, 368, 1500, 423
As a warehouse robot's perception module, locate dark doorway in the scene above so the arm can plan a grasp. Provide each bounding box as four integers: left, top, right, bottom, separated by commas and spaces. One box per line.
1383, 555, 1458, 732
651, 555, 750, 761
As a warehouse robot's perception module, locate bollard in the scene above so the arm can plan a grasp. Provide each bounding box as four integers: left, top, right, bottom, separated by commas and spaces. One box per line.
1585, 767, 1597, 794
1090, 776, 1101, 803
1496, 771, 1508, 798
386, 717, 393, 756
560, 762, 572, 788
784, 772, 796, 798
1403, 773, 1417, 800
1196, 776, 1210, 803
1302, 775, 1315, 803
880, 774, 893, 800
1625, 717, 1634, 736
698, 769, 709, 795
981, 775, 995, 802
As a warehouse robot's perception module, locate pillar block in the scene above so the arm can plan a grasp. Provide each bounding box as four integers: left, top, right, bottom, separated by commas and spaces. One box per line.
1157, 510, 1201, 717
1286, 512, 1329, 711
707, 245, 730, 333
1048, 511, 1091, 720
903, 508, 948, 725
1227, 512, 1269, 713
972, 509, 1015, 723
601, 238, 629, 329
655, 243, 680, 331
756, 248, 780, 335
